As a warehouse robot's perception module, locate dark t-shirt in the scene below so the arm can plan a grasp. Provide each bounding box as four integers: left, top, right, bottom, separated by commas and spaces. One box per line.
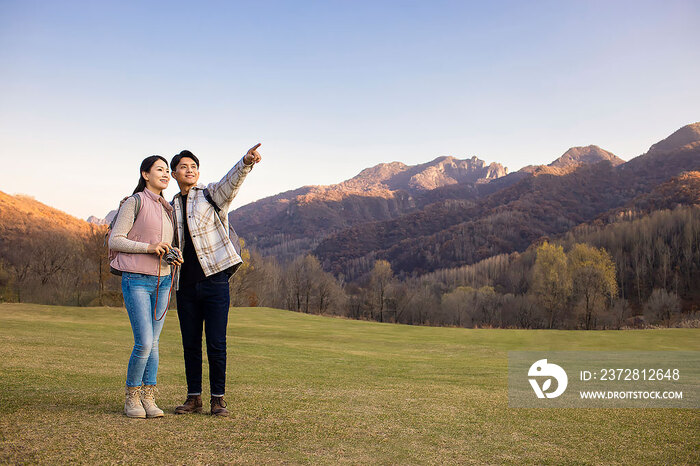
179, 194, 206, 286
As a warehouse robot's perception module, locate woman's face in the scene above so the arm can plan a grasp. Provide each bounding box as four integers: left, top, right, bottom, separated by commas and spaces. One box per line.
143, 159, 170, 192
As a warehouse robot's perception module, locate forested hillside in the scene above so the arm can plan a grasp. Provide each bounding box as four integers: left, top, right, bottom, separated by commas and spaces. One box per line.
0, 191, 112, 305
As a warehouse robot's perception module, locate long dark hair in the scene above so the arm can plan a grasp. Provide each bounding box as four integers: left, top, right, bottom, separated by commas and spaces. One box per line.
133, 155, 169, 195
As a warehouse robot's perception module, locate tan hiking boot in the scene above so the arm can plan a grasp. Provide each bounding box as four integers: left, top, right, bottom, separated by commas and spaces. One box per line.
140, 385, 164, 418
124, 386, 146, 419
210, 396, 229, 417
174, 394, 202, 414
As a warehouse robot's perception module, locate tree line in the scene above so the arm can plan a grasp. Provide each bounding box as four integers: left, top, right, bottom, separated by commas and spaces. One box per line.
0, 225, 120, 306
1, 206, 698, 330
237, 205, 698, 329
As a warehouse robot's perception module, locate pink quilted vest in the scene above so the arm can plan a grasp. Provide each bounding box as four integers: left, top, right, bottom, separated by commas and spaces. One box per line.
110, 189, 174, 276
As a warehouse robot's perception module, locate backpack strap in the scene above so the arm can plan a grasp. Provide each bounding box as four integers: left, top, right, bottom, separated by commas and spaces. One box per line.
203, 188, 220, 213
108, 193, 143, 231
203, 188, 241, 256
133, 193, 142, 220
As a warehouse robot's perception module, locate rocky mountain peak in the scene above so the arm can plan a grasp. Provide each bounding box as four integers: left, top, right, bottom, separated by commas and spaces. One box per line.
87, 210, 117, 225
86, 215, 108, 225
406, 156, 506, 190
648, 122, 700, 155
550, 145, 624, 168
350, 161, 409, 185
345, 155, 506, 192
519, 145, 622, 176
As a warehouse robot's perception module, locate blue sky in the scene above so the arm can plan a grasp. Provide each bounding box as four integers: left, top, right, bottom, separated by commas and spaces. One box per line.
1, 0, 699, 219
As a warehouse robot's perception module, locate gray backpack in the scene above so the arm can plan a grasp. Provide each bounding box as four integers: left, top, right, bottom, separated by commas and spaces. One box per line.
106, 193, 143, 275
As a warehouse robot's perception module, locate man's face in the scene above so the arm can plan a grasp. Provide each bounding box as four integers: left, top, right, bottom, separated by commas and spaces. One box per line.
173, 157, 200, 187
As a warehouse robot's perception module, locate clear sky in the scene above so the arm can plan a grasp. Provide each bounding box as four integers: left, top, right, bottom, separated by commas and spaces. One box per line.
1, 0, 699, 219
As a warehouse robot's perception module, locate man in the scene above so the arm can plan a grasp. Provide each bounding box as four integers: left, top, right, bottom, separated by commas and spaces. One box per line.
170, 144, 262, 416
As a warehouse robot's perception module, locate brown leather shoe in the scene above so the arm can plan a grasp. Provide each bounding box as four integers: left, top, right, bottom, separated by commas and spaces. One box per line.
174, 395, 202, 414
210, 396, 229, 417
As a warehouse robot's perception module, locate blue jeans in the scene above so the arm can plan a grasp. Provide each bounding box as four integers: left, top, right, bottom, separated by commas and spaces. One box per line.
122, 272, 172, 387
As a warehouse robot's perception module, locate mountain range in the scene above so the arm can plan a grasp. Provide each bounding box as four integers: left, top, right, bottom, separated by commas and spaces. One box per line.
229, 144, 622, 264
221, 123, 698, 279
18, 121, 700, 283
311, 123, 700, 278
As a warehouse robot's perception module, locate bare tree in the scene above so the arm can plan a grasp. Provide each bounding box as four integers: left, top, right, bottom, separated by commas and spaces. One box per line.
369, 260, 393, 322
32, 232, 74, 286
4, 237, 35, 302
85, 224, 109, 305
250, 251, 284, 308
441, 286, 474, 327
607, 298, 630, 330
300, 255, 321, 313
0, 258, 12, 302
229, 238, 259, 307
285, 255, 304, 311
644, 289, 681, 327
391, 281, 419, 323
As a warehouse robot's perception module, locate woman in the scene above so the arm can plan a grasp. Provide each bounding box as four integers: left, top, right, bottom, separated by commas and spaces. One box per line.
109, 155, 182, 418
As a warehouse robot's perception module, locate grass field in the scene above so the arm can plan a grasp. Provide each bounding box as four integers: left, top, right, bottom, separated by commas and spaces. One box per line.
0, 303, 698, 465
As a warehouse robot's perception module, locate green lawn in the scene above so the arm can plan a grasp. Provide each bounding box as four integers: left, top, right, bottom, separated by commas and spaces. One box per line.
0, 303, 698, 465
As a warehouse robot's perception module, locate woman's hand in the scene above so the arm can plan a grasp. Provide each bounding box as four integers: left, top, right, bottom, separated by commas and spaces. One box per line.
170, 247, 184, 266
147, 242, 171, 256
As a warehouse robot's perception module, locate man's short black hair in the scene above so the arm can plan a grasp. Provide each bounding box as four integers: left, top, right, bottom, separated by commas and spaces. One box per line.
171, 150, 200, 171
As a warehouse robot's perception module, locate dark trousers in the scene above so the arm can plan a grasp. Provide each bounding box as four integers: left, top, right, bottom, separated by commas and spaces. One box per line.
176, 272, 230, 396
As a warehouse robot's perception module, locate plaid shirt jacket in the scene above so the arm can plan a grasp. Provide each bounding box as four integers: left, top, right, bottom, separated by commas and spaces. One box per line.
171, 156, 253, 290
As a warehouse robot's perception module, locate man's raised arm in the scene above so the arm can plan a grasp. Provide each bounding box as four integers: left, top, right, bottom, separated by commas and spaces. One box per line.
207, 143, 263, 209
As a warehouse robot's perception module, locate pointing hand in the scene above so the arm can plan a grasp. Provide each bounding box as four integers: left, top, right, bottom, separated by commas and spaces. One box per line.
244, 143, 262, 165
